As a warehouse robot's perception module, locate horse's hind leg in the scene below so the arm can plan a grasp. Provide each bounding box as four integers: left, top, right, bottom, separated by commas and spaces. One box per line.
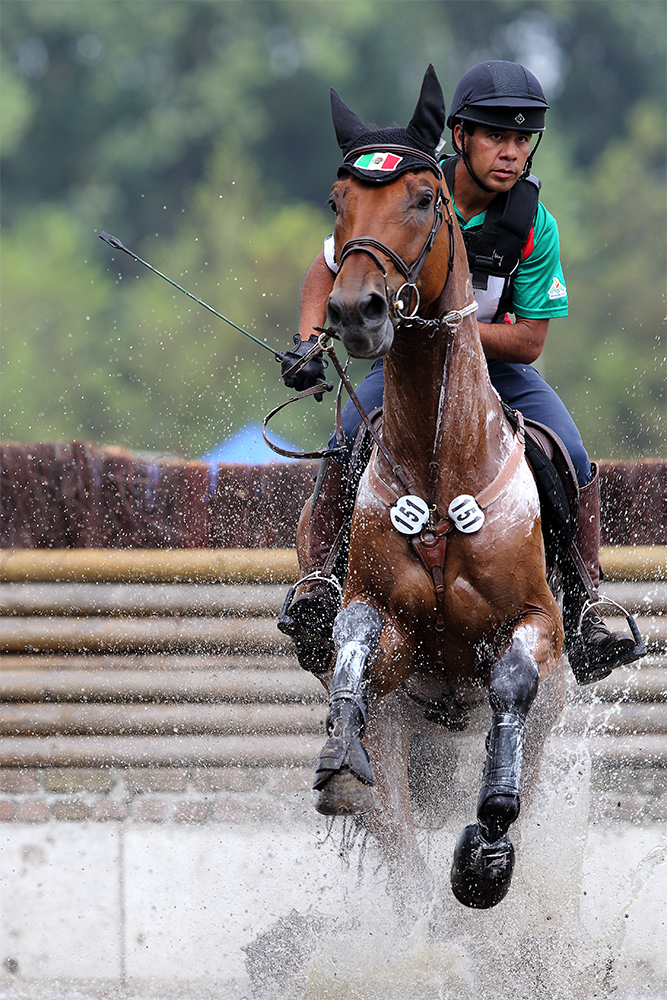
451, 631, 540, 909
313, 602, 382, 816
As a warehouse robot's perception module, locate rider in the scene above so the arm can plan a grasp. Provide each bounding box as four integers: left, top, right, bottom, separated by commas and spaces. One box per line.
278, 60, 643, 686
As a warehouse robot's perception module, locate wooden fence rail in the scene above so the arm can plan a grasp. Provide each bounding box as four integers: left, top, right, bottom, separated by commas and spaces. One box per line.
0, 553, 664, 769
1, 545, 666, 583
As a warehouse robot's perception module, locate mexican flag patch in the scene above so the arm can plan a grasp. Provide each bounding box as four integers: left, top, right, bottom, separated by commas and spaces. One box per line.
354, 151, 403, 172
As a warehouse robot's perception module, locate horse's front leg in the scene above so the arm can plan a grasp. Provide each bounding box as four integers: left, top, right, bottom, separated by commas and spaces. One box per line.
451, 622, 544, 909
313, 601, 383, 815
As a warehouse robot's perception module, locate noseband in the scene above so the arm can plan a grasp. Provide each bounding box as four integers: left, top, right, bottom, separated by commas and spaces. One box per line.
337, 145, 456, 321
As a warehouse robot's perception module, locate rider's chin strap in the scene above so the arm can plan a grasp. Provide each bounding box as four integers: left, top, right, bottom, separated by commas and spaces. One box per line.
456, 127, 495, 194
521, 132, 542, 179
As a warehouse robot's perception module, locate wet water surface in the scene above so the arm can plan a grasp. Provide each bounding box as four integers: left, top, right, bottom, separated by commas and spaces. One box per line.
0, 733, 663, 1000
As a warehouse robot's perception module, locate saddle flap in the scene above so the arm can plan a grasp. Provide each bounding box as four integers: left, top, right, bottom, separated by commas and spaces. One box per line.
522, 416, 579, 546
524, 418, 579, 505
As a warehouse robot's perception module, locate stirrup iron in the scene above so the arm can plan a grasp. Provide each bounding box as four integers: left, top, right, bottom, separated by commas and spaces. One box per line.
578, 596, 647, 660
278, 571, 343, 621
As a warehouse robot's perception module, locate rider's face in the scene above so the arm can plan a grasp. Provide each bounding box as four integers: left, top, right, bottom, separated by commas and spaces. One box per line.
456, 124, 533, 192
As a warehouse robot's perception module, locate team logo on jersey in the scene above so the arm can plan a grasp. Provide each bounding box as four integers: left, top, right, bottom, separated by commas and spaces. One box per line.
548, 276, 567, 300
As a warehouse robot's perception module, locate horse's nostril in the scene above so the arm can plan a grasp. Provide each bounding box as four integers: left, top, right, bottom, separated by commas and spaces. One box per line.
326, 290, 388, 342
360, 293, 388, 323
327, 298, 342, 328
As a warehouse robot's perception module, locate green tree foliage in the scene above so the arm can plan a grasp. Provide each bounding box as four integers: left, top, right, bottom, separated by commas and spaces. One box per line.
1, 206, 117, 442
1, 0, 665, 459
543, 101, 666, 458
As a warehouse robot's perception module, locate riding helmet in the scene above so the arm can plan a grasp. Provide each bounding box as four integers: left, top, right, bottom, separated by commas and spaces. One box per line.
447, 60, 549, 134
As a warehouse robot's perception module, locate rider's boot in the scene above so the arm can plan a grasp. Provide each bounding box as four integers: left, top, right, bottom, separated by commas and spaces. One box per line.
564, 464, 644, 685
277, 456, 348, 674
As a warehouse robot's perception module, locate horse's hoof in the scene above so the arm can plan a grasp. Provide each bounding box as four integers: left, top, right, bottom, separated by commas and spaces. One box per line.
450, 823, 515, 909
313, 769, 376, 816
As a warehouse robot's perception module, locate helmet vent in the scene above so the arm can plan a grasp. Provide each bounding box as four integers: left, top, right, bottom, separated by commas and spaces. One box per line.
490, 61, 533, 99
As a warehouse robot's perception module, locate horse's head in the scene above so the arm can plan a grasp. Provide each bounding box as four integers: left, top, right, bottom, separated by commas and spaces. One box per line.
326, 65, 450, 359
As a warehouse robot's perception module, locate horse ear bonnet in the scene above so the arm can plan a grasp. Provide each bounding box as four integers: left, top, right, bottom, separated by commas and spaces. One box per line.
331, 64, 446, 183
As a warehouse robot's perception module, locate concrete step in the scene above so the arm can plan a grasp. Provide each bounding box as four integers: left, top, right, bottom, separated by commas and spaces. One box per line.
0, 652, 299, 671
0, 580, 664, 617
561, 701, 667, 735
0, 702, 326, 737
0, 665, 322, 703
0, 612, 663, 654
0, 732, 322, 767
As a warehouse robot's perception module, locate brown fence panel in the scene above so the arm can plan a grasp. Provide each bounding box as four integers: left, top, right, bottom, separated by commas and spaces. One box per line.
1, 442, 663, 549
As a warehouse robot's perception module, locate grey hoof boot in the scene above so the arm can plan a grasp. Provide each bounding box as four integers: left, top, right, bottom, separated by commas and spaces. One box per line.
312, 735, 375, 816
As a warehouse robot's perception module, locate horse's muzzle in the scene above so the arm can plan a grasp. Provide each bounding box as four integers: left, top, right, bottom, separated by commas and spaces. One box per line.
326, 289, 395, 358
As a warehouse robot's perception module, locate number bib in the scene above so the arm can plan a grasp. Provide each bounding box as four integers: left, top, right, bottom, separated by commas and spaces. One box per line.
448, 494, 485, 533
390, 495, 430, 535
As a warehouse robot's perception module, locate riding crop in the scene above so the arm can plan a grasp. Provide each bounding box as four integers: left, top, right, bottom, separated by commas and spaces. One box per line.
99, 231, 287, 362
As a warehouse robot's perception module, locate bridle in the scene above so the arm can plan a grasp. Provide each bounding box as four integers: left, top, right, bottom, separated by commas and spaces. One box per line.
264, 143, 477, 464
336, 144, 456, 325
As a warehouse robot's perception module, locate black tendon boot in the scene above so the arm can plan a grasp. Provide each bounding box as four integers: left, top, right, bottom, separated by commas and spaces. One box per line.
277, 457, 348, 674
565, 465, 645, 685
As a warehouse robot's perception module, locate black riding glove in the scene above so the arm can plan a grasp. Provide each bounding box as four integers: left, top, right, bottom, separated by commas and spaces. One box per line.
280, 333, 330, 402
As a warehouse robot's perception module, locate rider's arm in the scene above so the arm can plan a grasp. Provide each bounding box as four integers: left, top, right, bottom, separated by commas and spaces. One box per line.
478, 317, 549, 364
297, 251, 336, 342
479, 203, 564, 364
280, 248, 336, 396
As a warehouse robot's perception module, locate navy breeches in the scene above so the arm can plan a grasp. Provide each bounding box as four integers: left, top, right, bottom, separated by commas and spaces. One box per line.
328, 359, 592, 487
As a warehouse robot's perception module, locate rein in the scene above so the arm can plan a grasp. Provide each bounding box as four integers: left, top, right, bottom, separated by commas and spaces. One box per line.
262, 298, 477, 468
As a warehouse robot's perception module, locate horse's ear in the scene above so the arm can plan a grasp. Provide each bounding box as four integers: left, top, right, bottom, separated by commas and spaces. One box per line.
330, 88, 369, 151
407, 64, 446, 149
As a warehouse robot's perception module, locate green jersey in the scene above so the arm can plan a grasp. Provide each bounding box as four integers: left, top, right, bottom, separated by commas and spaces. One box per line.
453, 200, 568, 322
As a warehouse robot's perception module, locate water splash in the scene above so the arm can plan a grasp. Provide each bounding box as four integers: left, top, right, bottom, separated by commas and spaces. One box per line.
243, 730, 666, 1000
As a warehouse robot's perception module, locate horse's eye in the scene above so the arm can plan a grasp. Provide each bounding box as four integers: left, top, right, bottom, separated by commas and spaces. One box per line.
328, 199, 338, 215
417, 192, 434, 210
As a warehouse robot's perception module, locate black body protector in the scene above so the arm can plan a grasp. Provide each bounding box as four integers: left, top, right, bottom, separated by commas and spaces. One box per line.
440, 154, 540, 323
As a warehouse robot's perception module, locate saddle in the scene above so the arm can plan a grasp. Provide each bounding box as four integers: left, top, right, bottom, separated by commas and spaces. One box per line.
501, 404, 579, 564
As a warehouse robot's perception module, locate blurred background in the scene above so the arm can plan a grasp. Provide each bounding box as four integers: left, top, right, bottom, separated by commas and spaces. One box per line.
1, 0, 665, 461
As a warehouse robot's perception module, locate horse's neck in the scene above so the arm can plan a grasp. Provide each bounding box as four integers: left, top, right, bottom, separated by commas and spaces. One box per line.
382, 275, 511, 500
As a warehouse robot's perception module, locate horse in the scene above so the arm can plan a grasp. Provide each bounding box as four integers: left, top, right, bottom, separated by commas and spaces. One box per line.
295, 65, 566, 911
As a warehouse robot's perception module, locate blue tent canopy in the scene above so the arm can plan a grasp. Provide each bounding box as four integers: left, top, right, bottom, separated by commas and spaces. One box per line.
202, 422, 298, 465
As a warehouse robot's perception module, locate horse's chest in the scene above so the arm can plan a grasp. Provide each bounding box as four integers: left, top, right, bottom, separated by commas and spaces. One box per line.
349, 470, 543, 657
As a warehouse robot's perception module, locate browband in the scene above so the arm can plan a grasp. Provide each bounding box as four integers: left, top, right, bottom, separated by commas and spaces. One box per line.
342, 144, 443, 178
